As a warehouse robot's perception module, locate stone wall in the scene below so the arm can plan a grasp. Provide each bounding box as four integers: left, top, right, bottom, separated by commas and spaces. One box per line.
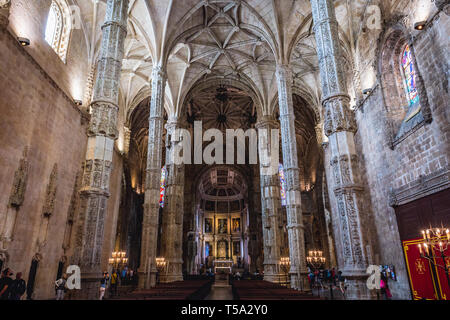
0, 28, 88, 299
352, 11, 449, 300
0, 12, 123, 298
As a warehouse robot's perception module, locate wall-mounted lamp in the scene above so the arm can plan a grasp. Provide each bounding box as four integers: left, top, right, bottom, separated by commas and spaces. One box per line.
74, 100, 83, 106
362, 88, 372, 95
17, 37, 30, 46
414, 21, 427, 30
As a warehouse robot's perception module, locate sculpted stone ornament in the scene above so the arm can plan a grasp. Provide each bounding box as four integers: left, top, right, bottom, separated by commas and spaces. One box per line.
36, 164, 58, 251
388, 187, 398, 208
8, 147, 29, 208
1, 147, 29, 249
43, 164, 58, 217
63, 171, 82, 252
0, 0, 11, 29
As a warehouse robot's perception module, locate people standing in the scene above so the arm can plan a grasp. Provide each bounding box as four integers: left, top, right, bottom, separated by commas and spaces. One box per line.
308, 270, 315, 286
110, 270, 118, 296
129, 269, 134, 282
55, 273, 68, 300
99, 271, 109, 300
10, 272, 26, 300
0, 268, 14, 300
380, 273, 392, 300
121, 267, 127, 285
337, 271, 346, 298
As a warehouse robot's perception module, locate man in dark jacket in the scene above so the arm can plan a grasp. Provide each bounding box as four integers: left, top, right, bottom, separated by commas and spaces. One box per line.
0, 268, 14, 300
9, 272, 26, 300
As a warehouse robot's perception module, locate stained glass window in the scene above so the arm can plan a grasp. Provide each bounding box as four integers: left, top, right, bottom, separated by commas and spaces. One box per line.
278, 163, 287, 206
159, 166, 166, 207
401, 45, 420, 107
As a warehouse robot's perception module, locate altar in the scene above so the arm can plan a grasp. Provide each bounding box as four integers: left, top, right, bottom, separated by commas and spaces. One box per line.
214, 260, 233, 273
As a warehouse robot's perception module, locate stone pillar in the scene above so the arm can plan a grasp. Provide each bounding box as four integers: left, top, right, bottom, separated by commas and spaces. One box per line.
160, 119, 185, 282
138, 66, 166, 288
72, 0, 128, 299
0, 0, 11, 29
275, 66, 309, 291
256, 116, 283, 283
310, 0, 373, 299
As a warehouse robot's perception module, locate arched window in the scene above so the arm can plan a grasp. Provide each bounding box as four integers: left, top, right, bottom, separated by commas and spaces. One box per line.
379, 29, 428, 145
159, 166, 166, 208
400, 44, 421, 122
278, 163, 287, 206
45, 0, 72, 63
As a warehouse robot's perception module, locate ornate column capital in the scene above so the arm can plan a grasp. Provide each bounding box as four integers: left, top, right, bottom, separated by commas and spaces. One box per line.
151, 66, 167, 83
275, 65, 293, 82
255, 115, 279, 130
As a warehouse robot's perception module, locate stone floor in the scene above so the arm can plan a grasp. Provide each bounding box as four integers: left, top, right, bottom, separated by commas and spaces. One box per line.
204, 279, 234, 300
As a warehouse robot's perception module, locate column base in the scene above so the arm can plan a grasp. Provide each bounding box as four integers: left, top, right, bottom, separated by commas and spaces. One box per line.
160, 273, 183, 283
342, 273, 377, 300
138, 270, 157, 289
159, 261, 183, 283
290, 272, 311, 292
69, 273, 102, 300
263, 273, 284, 283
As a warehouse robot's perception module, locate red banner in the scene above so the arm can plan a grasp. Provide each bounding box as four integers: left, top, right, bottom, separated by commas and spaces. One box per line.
403, 238, 450, 300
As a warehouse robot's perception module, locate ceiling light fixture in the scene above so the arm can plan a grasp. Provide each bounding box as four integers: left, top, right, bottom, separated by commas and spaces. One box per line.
363, 88, 372, 95
414, 21, 426, 30
17, 37, 30, 46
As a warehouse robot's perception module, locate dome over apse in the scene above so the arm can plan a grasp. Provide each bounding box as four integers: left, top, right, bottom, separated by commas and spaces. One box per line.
198, 167, 247, 212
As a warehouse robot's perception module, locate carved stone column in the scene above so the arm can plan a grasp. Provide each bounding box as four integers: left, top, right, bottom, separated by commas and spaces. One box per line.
160, 119, 185, 282
275, 66, 309, 290
138, 66, 167, 288
311, 0, 373, 299
256, 116, 283, 282
0, 0, 11, 29
72, 0, 128, 299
